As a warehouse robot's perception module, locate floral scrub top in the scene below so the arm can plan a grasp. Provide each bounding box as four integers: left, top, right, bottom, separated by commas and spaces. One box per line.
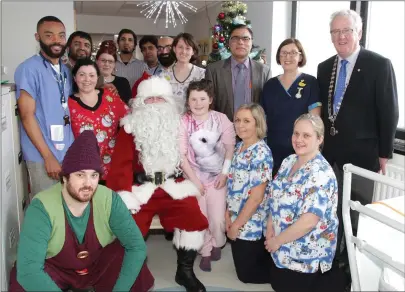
159, 64, 205, 113
268, 153, 338, 273
227, 140, 273, 241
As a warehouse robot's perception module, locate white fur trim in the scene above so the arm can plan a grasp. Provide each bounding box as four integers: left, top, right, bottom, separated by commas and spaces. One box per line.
131, 183, 157, 204
118, 191, 142, 214
120, 114, 134, 134
172, 229, 205, 251
161, 178, 200, 200
118, 183, 157, 214
137, 76, 174, 104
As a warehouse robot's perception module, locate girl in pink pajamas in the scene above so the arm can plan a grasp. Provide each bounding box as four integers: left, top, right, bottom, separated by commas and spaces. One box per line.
180, 79, 236, 272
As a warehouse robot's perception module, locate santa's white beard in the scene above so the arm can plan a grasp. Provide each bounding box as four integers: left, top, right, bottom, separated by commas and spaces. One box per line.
126, 103, 181, 176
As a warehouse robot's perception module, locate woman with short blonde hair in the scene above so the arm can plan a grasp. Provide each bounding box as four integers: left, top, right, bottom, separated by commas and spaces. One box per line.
226, 103, 273, 284
265, 113, 342, 292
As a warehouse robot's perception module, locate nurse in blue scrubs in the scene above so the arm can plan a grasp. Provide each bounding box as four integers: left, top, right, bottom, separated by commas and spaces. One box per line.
261, 38, 321, 176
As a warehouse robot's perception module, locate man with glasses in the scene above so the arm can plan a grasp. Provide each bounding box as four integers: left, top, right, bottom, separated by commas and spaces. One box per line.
317, 9, 398, 278
131, 36, 175, 98
205, 24, 271, 121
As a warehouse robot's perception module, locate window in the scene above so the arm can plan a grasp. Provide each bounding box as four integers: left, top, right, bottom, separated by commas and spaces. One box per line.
295, 1, 351, 76
366, 1, 405, 129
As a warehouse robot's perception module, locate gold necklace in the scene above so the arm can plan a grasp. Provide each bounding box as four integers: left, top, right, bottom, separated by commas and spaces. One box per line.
327, 56, 347, 136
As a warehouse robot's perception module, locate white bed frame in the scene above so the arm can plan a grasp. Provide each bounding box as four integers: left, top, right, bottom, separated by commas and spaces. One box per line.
342, 163, 405, 291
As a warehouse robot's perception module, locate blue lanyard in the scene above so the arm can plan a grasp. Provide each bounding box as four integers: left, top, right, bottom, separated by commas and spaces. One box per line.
39, 52, 68, 107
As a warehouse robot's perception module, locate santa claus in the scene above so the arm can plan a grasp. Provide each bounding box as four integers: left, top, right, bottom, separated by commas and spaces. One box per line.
106, 76, 208, 292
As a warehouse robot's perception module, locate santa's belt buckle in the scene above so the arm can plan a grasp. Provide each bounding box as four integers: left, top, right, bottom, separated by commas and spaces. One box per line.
153, 172, 164, 185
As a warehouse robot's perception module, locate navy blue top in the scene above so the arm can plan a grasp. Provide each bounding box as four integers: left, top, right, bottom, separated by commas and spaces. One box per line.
260, 73, 321, 175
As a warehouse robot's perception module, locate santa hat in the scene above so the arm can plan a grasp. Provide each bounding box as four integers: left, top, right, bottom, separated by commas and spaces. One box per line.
135, 76, 175, 105
60, 130, 103, 176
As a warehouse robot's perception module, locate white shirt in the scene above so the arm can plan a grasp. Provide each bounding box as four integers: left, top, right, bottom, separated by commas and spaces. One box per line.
335, 45, 361, 92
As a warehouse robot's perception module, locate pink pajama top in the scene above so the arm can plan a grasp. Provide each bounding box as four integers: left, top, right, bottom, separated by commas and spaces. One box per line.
179, 110, 236, 185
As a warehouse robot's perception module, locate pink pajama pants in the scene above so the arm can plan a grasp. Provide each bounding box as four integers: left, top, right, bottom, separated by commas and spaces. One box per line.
197, 183, 227, 257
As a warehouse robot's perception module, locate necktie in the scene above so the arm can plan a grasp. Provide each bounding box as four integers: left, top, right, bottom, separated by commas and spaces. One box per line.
333, 59, 348, 114
234, 63, 246, 113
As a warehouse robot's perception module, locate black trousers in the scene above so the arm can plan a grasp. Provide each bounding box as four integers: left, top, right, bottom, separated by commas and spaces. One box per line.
230, 237, 270, 284
269, 257, 345, 292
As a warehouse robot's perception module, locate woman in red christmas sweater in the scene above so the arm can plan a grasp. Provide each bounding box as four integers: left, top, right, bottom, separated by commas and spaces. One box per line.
69, 58, 128, 184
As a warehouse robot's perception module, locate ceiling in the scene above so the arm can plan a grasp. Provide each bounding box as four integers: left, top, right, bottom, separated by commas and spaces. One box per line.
74, 1, 216, 18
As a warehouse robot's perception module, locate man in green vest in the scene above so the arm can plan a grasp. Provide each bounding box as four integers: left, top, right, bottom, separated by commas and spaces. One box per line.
9, 130, 154, 292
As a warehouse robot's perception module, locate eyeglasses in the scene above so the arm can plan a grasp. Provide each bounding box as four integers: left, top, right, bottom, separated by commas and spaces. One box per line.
99, 59, 114, 65
330, 28, 354, 37
157, 45, 172, 52
280, 51, 301, 57
230, 36, 252, 43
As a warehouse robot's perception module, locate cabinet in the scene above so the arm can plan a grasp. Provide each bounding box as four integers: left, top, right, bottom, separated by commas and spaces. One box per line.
1, 86, 29, 290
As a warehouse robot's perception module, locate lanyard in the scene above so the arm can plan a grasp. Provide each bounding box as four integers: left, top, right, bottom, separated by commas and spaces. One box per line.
39, 52, 68, 110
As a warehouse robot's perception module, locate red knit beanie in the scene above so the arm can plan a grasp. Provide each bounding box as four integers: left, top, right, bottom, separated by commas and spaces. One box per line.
61, 130, 103, 176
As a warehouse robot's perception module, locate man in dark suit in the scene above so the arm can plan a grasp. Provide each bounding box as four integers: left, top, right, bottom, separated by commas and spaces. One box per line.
205, 24, 271, 121
317, 9, 399, 266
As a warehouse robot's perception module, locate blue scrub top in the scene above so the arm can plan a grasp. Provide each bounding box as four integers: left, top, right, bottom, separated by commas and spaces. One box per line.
14, 54, 74, 163
261, 73, 321, 174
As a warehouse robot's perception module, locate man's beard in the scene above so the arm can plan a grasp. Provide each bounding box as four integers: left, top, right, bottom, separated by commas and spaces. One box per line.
124, 102, 181, 175
68, 48, 89, 62
39, 39, 66, 59
67, 181, 97, 203
158, 53, 176, 68
121, 48, 134, 54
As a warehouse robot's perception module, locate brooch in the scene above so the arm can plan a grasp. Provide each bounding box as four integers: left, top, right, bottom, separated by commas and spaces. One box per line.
295, 80, 306, 99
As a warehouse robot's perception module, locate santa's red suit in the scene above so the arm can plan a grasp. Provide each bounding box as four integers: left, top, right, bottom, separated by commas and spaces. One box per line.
106, 76, 208, 292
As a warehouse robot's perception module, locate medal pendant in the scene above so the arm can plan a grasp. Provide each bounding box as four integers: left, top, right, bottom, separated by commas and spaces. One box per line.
330, 126, 337, 136
63, 115, 70, 126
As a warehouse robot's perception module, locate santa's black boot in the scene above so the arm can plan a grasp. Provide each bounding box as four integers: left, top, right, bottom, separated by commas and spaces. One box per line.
175, 248, 206, 292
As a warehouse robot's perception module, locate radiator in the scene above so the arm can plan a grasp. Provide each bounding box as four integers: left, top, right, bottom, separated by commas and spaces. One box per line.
373, 164, 405, 201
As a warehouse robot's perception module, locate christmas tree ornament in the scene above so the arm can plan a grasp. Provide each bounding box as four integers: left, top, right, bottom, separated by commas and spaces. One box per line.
219, 36, 226, 43
218, 12, 225, 19
137, 1, 197, 28
212, 43, 219, 50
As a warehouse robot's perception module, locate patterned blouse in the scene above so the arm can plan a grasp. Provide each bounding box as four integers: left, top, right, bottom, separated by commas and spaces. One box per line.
227, 140, 273, 241
69, 89, 128, 180
267, 153, 339, 273
159, 64, 205, 113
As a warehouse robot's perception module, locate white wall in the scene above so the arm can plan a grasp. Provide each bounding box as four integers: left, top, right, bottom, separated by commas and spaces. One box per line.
186, 3, 222, 42
1, 1, 75, 83
269, 1, 293, 76
246, 1, 274, 65
76, 14, 185, 37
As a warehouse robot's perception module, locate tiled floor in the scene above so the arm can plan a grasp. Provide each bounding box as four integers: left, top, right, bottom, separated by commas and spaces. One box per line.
146, 235, 273, 291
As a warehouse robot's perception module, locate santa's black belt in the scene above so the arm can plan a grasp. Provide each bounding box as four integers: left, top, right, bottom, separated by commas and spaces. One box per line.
133, 171, 182, 185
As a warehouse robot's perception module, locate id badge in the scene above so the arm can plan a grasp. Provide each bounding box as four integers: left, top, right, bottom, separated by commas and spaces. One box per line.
50, 125, 64, 142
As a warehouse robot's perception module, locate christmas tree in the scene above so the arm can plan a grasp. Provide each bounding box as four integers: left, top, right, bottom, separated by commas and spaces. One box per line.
208, 1, 265, 64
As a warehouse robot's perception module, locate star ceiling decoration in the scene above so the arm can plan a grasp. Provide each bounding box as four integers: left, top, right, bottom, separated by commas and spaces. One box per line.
137, 1, 197, 28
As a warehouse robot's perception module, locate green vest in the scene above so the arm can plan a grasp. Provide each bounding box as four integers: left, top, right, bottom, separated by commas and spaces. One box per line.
35, 183, 116, 258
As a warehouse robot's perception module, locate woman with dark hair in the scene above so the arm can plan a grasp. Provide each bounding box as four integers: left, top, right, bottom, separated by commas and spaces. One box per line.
69, 58, 128, 184
96, 40, 132, 105
261, 38, 321, 176
159, 32, 205, 113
